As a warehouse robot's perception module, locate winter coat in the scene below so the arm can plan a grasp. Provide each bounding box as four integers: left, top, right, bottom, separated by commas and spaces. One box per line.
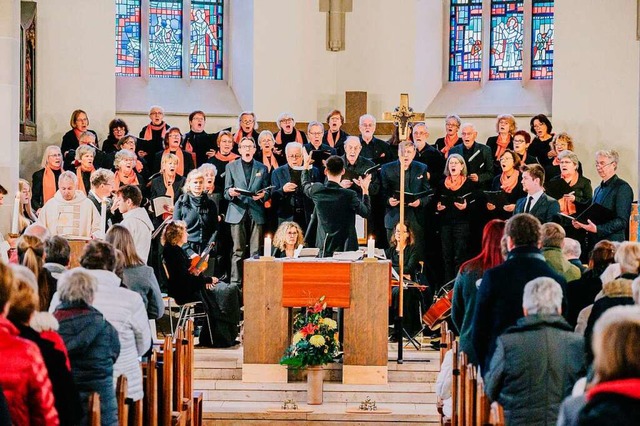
578, 378, 640, 425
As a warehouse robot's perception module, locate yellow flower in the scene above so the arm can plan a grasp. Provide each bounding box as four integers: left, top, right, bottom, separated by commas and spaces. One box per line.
309, 335, 326, 348
292, 332, 304, 345
321, 318, 338, 330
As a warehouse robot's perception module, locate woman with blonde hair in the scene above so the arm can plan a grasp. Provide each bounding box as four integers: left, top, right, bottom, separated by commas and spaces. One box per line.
17, 234, 54, 311
486, 114, 516, 171
272, 221, 304, 258
74, 144, 96, 194
18, 179, 38, 232
31, 145, 63, 212
106, 225, 163, 319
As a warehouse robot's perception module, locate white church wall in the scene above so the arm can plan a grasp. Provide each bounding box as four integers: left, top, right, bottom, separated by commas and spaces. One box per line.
553, 0, 639, 190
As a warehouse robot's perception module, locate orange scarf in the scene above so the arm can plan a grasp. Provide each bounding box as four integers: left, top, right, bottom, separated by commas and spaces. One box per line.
326, 130, 341, 148
559, 173, 579, 215
73, 128, 83, 141
275, 129, 303, 145
183, 139, 197, 166
43, 166, 58, 205
519, 151, 527, 164
164, 149, 185, 176
214, 151, 239, 162
444, 175, 466, 192
76, 166, 95, 194
500, 170, 519, 194
135, 159, 144, 173
143, 123, 167, 141
234, 129, 253, 145
114, 170, 139, 189
441, 134, 458, 158
262, 151, 279, 172
163, 173, 175, 200
494, 134, 511, 160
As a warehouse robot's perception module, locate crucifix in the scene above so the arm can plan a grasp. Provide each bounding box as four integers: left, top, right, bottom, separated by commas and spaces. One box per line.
383, 93, 425, 363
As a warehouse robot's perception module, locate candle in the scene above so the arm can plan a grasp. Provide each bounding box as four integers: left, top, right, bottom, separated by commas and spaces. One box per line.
100, 200, 107, 237
10, 192, 19, 234
264, 235, 272, 257
367, 236, 375, 258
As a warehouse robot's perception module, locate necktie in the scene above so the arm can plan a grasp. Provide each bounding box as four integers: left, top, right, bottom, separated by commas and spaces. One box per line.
524, 196, 533, 213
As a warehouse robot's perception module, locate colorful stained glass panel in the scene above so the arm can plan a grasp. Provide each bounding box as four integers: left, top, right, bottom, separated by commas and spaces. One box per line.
490, 0, 524, 80
531, 0, 554, 79
115, 0, 141, 77
449, 0, 483, 82
149, 0, 183, 78
190, 0, 223, 79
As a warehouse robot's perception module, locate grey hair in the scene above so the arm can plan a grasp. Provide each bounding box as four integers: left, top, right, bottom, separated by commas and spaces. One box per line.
57, 268, 97, 304
307, 121, 324, 134
444, 153, 468, 177
149, 105, 164, 114
562, 238, 582, 259
276, 112, 295, 129
446, 114, 461, 126
58, 170, 78, 187
558, 150, 580, 168
75, 144, 96, 162
113, 149, 137, 170
595, 150, 620, 170
460, 122, 477, 133
614, 241, 640, 274
632, 276, 640, 305
198, 163, 217, 177
78, 131, 97, 143
90, 168, 115, 188
24, 223, 50, 241
412, 122, 428, 132
593, 305, 640, 339
359, 114, 376, 126
522, 277, 563, 315
285, 142, 303, 156
10, 264, 38, 294
257, 130, 274, 147
238, 111, 258, 129
41, 145, 62, 168
344, 136, 361, 148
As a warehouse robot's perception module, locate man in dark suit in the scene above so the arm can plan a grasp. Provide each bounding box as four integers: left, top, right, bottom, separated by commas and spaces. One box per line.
224, 137, 271, 285
302, 155, 371, 257
271, 142, 320, 230
381, 141, 431, 258
86, 168, 121, 227
515, 163, 560, 224
471, 213, 567, 373
449, 123, 494, 189
573, 150, 633, 245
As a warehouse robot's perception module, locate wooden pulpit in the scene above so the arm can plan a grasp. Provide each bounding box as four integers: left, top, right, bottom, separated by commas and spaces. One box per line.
242, 258, 390, 385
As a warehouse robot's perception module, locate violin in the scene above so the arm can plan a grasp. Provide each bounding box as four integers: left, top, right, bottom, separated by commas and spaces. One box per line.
189, 234, 217, 275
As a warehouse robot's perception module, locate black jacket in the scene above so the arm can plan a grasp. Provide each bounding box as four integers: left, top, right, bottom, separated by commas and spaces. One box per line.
416, 144, 446, 188
61, 129, 98, 155
578, 379, 640, 426
163, 243, 209, 305
449, 142, 494, 189
324, 130, 350, 155
591, 174, 634, 242
152, 149, 195, 176
271, 165, 319, 225
381, 160, 431, 230
183, 130, 216, 167
359, 136, 392, 165
173, 193, 218, 256
485, 135, 514, 173
515, 193, 561, 224
342, 155, 381, 197
31, 167, 62, 211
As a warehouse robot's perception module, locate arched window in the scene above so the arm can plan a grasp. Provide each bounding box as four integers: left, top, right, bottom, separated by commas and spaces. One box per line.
115, 0, 223, 80
449, 0, 553, 82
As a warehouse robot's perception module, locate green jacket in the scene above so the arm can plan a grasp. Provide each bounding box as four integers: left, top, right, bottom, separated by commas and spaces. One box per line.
542, 247, 581, 282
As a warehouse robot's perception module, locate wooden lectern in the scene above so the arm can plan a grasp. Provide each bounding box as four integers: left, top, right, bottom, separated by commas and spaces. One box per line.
242, 259, 390, 385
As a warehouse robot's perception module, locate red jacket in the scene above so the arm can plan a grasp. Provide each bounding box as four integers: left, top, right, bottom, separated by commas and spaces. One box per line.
0, 316, 59, 425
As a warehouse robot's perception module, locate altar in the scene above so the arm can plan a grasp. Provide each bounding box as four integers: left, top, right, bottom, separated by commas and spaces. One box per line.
242, 258, 391, 385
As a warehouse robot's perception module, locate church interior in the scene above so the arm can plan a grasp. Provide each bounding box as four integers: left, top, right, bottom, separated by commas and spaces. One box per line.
2, 0, 640, 424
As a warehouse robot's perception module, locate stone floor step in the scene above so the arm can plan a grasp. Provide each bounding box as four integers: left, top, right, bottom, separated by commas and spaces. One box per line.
203, 401, 440, 425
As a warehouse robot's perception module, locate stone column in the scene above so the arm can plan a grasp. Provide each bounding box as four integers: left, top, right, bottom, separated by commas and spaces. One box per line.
0, 0, 21, 233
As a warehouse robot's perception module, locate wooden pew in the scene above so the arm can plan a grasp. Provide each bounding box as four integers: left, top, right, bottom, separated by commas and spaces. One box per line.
489, 401, 505, 426
464, 364, 477, 426
450, 340, 460, 426
475, 375, 491, 425
456, 352, 468, 426
162, 335, 185, 426
88, 392, 101, 426
174, 326, 193, 425
439, 321, 450, 365
143, 351, 159, 426
116, 375, 129, 426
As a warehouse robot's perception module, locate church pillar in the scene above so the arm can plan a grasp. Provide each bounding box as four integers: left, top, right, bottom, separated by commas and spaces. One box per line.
0, 0, 21, 232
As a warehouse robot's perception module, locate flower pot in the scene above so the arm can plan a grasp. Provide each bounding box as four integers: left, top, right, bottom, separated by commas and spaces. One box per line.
306, 365, 324, 405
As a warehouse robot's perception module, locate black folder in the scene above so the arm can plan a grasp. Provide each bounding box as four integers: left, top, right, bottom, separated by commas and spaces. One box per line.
439, 192, 475, 209
483, 190, 510, 208
310, 150, 332, 163
393, 189, 434, 204
235, 185, 274, 197
565, 203, 616, 225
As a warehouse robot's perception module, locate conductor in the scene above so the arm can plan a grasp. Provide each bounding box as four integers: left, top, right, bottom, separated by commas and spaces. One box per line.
302, 154, 372, 257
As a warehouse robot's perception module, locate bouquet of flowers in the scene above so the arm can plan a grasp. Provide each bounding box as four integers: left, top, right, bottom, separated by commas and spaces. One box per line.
280, 296, 341, 369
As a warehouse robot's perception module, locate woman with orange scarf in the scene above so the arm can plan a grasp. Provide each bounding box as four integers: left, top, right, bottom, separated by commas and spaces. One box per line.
152, 127, 194, 177
149, 153, 185, 227
486, 114, 516, 175
31, 145, 64, 213
512, 130, 540, 165
545, 132, 583, 180
434, 114, 463, 158
208, 131, 239, 216
74, 145, 95, 195
437, 154, 477, 282
545, 150, 592, 217
486, 149, 525, 220
60, 109, 98, 156
113, 150, 144, 191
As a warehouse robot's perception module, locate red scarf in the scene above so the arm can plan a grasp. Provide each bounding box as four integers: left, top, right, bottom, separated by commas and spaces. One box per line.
444, 175, 466, 192
234, 129, 251, 145
262, 151, 279, 172
441, 134, 458, 158
164, 149, 185, 176
326, 130, 341, 148
500, 170, 519, 194
495, 134, 511, 160
143, 122, 167, 141
43, 166, 58, 204
76, 166, 95, 194
275, 129, 303, 145
114, 170, 139, 189
214, 151, 239, 162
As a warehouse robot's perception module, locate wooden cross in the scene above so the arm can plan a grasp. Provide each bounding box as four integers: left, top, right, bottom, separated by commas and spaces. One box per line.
383, 93, 425, 142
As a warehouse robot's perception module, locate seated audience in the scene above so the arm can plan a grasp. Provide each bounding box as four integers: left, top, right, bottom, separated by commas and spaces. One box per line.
49, 240, 151, 404
17, 235, 55, 312
43, 235, 70, 286
484, 277, 585, 425
272, 221, 305, 258
53, 268, 120, 426
31, 145, 63, 213
8, 265, 81, 425
563, 237, 587, 274
452, 219, 506, 365
0, 262, 59, 425
38, 171, 101, 238
106, 225, 163, 320
162, 220, 241, 347
115, 184, 154, 263
541, 222, 581, 282
435, 349, 454, 418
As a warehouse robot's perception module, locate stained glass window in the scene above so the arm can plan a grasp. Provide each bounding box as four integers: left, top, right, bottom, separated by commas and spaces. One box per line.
531, 0, 554, 79
489, 0, 524, 80
115, 0, 141, 77
449, 0, 483, 82
149, 0, 183, 78
190, 0, 223, 79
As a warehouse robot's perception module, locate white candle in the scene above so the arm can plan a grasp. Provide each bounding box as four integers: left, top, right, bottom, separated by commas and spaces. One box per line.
100, 200, 107, 236
10, 192, 19, 234
264, 235, 272, 257
367, 237, 375, 258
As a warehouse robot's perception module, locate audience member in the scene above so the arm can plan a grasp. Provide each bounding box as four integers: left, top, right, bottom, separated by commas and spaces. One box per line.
115, 184, 154, 263
43, 235, 70, 287
17, 235, 55, 311
272, 221, 305, 258
541, 222, 581, 282
563, 237, 587, 274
